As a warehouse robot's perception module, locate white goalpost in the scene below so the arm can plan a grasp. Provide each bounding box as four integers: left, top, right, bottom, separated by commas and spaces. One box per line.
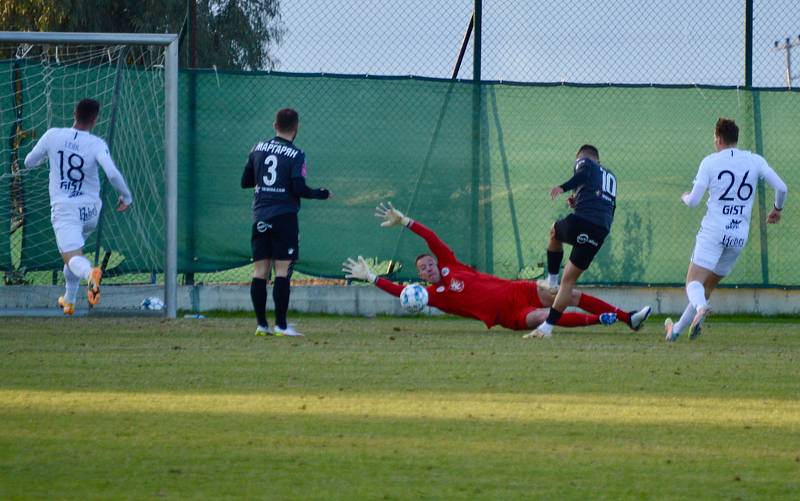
0, 32, 179, 318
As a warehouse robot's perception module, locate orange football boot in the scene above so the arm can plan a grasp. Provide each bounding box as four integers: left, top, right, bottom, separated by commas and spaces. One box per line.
87, 267, 103, 306
58, 296, 75, 316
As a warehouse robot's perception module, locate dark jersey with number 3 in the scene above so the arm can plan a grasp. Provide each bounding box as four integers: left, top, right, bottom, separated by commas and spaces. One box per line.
560, 157, 617, 231
242, 137, 306, 222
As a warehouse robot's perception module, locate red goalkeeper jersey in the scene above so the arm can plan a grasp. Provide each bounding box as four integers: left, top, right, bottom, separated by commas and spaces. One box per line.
375, 221, 539, 328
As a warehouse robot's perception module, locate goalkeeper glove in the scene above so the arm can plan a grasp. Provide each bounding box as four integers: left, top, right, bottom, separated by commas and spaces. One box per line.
375, 201, 411, 228
342, 256, 377, 283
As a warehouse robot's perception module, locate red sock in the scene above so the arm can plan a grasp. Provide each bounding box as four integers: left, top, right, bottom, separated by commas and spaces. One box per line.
556, 312, 599, 327
578, 293, 631, 324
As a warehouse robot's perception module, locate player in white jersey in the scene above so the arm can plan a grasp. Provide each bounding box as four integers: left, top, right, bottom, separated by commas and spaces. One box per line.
24, 99, 133, 314
665, 118, 787, 341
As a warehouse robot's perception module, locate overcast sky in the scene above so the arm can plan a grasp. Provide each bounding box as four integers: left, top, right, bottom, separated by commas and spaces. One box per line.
272, 0, 800, 87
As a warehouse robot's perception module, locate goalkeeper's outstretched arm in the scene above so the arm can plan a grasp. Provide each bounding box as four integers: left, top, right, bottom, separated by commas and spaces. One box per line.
342, 256, 403, 297
374, 202, 456, 264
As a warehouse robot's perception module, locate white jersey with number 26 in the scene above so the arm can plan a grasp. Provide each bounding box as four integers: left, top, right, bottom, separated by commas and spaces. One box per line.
24, 127, 133, 207
683, 148, 786, 238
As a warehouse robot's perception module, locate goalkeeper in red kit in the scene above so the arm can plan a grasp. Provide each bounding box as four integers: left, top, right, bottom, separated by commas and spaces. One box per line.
343, 202, 652, 332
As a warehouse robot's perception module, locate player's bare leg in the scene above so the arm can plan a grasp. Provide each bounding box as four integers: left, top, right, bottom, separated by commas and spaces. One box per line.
251, 259, 272, 335
535, 285, 580, 308
702, 272, 723, 299
524, 309, 548, 329
272, 259, 303, 337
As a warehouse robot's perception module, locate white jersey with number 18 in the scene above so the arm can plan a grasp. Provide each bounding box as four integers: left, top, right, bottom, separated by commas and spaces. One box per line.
24, 127, 133, 207
685, 148, 786, 239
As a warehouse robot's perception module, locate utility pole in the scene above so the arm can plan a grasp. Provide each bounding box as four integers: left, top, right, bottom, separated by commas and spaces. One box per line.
773, 35, 800, 89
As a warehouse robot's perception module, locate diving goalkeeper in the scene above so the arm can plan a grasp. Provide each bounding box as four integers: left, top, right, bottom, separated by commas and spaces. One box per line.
342, 202, 652, 332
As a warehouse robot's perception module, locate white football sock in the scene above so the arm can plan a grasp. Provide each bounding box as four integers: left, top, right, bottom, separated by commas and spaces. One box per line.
547, 274, 559, 288
686, 281, 708, 310
63, 264, 80, 304
672, 303, 695, 335
68, 255, 92, 281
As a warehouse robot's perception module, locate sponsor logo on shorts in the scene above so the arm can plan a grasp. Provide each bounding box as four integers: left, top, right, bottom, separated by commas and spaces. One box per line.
288, 248, 294, 255
436, 286, 445, 293
725, 219, 742, 230
78, 205, 98, 222
449, 279, 464, 292
256, 221, 271, 233
721, 235, 746, 248
576, 233, 599, 247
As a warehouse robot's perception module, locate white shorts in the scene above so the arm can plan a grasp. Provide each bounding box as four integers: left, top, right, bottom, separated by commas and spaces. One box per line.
50, 202, 101, 253
690, 229, 747, 277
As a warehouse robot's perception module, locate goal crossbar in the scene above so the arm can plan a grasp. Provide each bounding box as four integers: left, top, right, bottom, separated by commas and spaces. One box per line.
0, 32, 177, 46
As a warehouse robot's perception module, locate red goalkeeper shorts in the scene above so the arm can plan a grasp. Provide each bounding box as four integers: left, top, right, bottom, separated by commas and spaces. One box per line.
496, 281, 544, 331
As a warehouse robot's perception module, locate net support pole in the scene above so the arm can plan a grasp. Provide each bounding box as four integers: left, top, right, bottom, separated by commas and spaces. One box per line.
743, 0, 769, 284
752, 92, 769, 285
470, 0, 483, 269
165, 38, 179, 318
744, 0, 753, 88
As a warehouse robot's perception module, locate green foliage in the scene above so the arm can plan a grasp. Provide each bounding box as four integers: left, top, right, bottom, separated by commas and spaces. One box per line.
1, 316, 799, 498
586, 209, 655, 283
0, 0, 284, 69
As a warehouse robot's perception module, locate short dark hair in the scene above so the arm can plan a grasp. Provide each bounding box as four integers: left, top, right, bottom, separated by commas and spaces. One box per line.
275, 108, 299, 132
715, 118, 738, 145
415, 253, 435, 265
576, 144, 599, 160
75, 98, 100, 124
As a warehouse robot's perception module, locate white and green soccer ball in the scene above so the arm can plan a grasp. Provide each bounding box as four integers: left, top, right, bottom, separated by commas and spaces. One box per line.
400, 283, 428, 313
141, 296, 164, 311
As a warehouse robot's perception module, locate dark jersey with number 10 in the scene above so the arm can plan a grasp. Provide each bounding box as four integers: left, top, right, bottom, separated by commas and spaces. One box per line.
560, 157, 617, 231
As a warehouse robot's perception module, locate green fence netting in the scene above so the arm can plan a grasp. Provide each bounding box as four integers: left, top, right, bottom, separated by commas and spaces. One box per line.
5, 67, 799, 286
177, 71, 798, 286
5, 56, 166, 276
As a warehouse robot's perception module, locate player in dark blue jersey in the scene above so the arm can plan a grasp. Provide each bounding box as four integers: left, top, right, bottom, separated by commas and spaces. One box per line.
240, 108, 330, 337
525, 144, 651, 339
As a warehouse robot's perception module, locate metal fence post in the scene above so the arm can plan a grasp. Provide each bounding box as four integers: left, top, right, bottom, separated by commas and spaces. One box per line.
745, 0, 770, 285
470, 0, 483, 269
165, 38, 179, 318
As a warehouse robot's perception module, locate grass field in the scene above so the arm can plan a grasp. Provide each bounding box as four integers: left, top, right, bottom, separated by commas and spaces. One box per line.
1, 314, 799, 499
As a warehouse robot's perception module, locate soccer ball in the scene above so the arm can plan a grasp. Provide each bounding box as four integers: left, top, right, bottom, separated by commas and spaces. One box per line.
400, 283, 428, 313
141, 296, 165, 311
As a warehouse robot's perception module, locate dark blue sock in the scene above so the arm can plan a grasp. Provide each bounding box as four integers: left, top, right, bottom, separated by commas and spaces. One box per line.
273, 276, 290, 329
547, 250, 563, 276
546, 307, 563, 326
250, 278, 268, 327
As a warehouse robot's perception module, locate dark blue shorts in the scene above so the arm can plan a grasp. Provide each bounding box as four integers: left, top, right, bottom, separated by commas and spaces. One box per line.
251, 212, 299, 261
